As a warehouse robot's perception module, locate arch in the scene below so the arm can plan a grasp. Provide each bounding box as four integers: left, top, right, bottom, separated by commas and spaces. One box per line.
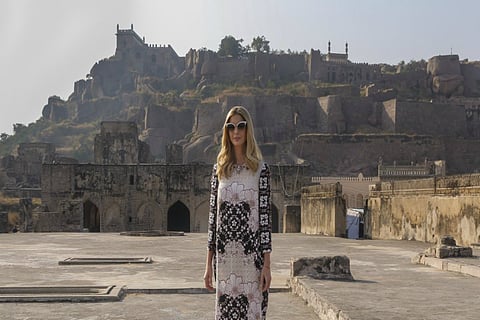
137, 201, 163, 231
271, 204, 279, 233
167, 201, 190, 232
194, 200, 210, 233
83, 200, 99, 232
103, 202, 123, 232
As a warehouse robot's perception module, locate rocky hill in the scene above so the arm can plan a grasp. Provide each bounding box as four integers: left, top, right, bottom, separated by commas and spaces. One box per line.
2, 25, 480, 178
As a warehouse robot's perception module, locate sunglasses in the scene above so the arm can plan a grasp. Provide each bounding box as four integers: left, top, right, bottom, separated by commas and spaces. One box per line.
225, 121, 247, 130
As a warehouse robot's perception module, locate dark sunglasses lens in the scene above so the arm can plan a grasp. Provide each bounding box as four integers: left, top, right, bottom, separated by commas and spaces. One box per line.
237, 122, 247, 129
226, 123, 235, 130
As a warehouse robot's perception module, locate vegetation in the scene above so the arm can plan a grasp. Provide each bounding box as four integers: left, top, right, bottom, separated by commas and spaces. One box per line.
251, 36, 270, 53
218, 35, 248, 58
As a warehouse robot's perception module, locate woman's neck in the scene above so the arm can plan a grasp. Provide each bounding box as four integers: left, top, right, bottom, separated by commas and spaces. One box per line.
234, 147, 245, 165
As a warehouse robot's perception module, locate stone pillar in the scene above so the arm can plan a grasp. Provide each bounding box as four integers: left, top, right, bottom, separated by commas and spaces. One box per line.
0, 211, 8, 233
283, 205, 301, 233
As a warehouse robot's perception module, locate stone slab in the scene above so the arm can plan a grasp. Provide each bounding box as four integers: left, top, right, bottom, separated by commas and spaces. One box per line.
59, 257, 152, 265
0, 285, 125, 303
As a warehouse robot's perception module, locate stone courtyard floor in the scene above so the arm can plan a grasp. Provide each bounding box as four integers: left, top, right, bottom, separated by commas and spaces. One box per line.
0, 233, 479, 320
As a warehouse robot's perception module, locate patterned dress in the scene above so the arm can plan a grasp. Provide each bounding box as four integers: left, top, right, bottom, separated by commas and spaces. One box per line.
208, 161, 272, 320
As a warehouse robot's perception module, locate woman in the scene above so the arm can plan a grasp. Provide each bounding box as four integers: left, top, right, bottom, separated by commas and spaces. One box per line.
204, 106, 272, 320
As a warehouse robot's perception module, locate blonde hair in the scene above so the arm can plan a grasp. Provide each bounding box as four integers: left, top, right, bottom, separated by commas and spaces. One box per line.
216, 106, 262, 179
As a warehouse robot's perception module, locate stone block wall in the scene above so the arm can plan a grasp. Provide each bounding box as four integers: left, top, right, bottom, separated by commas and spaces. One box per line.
394, 101, 467, 136
300, 183, 346, 236
368, 174, 480, 246
294, 134, 445, 176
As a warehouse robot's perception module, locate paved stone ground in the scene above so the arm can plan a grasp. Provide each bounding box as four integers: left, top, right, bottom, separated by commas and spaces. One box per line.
0, 233, 479, 320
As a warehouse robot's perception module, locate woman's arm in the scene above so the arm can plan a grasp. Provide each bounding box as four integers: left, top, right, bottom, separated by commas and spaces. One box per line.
204, 249, 215, 291
204, 165, 218, 291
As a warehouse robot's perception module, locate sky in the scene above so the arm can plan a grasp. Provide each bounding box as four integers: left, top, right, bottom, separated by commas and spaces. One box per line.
1, 0, 479, 135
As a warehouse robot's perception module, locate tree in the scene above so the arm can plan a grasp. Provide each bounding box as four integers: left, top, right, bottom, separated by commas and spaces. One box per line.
218, 35, 247, 58
251, 36, 270, 53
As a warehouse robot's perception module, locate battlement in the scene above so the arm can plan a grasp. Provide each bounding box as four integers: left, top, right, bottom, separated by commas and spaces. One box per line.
116, 24, 145, 45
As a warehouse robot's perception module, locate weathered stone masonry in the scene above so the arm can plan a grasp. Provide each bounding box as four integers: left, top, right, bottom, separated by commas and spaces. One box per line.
38, 163, 308, 233
368, 174, 480, 246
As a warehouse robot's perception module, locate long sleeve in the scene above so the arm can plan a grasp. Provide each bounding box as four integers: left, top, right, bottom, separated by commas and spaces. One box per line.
207, 164, 219, 251
259, 162, 272, 253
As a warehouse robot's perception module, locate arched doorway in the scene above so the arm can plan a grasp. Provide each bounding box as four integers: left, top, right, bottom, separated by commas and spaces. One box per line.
103, 203, 122, 232
271, 205, 279, 233
83, 200, 100, 232
167, 201, 190, 232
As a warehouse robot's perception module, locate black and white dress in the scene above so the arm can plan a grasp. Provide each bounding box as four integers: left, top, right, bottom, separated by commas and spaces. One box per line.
208, 161, 272, 320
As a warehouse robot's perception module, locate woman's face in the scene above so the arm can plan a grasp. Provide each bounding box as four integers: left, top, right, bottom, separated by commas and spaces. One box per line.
226, 114, 247, 149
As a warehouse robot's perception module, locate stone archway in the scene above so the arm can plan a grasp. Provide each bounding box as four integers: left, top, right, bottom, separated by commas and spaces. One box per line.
194, 200, 209, 233
137, 201, 163, 231
103, 203, 123, 232
83, 200, 99, 232
167, 201, 190, 232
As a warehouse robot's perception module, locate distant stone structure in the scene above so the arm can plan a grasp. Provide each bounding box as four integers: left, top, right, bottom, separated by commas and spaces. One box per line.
36, 25, 480, 178
35, 121, 309, 233
0, 143, 77, 197
4, 25, 480, 242
94, 121, 152, 164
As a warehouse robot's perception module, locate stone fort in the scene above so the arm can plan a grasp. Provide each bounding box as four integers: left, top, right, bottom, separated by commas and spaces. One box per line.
2, 25, 480, 243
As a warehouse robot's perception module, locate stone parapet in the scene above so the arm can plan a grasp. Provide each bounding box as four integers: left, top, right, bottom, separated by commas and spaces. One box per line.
289, 277, 351, 320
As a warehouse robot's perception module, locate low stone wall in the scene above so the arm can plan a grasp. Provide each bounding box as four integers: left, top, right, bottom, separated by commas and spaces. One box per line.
301, 183, 346, 236
368, 174, 480, 246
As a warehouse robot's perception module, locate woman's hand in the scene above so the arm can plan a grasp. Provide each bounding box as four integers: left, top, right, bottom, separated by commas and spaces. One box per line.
260, 265, 271, 292
204, 266, 214, 291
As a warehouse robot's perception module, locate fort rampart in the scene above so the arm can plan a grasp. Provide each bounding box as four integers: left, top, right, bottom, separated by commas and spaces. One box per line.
368, 174, 480, 246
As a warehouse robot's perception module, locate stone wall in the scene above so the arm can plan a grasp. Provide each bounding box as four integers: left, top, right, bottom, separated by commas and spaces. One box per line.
368, 174, 480, 246
294, 134, 446, 176
311, 174, 379, 208
40, 162, 307, 233
394, 101, 467, 136
300, 183, 346, 236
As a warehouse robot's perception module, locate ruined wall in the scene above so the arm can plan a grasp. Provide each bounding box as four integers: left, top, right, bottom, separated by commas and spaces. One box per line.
40, 162, 306, 233
216, 58, 252, 82
142, 105, 194, 158
312, 174, 379, 208
394, 101, 467, 136
41, 163, 213, 232
461, 62, 480, 97
300, 183, 346, 236
294, 134, 445, 176
443, 138, 480, 174
270, 54, 306, 80
94, 121, 140, 164
368, 174, 480, 246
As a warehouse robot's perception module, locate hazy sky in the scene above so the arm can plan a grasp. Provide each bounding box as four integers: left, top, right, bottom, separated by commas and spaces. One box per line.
1, 0, 479, 135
